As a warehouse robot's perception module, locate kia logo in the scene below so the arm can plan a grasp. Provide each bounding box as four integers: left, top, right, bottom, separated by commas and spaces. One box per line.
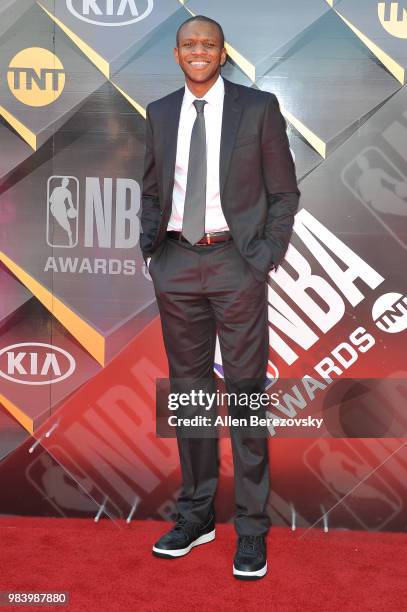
66, 0, 153, 26
0, 343, 76, 385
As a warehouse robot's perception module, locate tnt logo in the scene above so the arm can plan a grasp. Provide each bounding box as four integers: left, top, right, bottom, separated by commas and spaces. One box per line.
373, 292, 407, 333
378, 2, 407, 38
66, 0, 153, 26
7, 48, 65, 107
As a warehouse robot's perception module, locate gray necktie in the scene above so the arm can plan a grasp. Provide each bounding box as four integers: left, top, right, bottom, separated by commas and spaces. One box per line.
182, 99, 207, 245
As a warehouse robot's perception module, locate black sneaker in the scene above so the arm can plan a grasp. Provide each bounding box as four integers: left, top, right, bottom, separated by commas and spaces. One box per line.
233, 535, 267, 580
152, 514, 215, 559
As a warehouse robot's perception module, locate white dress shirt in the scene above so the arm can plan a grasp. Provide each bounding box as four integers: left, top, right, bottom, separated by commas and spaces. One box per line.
167, 75, 229, 232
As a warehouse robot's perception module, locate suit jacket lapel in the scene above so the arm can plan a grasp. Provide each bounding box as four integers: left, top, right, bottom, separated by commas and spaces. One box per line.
220, 78, 242, 199
162, 87, 184, 211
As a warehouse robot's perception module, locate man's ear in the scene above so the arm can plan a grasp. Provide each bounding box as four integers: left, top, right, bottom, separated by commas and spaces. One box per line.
220, 48, 227, 66
173, 47, 180, 65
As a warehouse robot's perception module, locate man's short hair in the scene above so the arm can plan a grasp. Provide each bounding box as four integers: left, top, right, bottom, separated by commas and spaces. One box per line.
176, 15, 225, 48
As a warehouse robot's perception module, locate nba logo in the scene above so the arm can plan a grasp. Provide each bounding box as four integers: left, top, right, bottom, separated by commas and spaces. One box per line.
46, 175, 79, 248
214, 335, 279, 388
341, 147, 407, 251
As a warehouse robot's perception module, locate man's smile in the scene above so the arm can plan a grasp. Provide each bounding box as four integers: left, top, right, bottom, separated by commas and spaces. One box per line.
188, 60, 211, 68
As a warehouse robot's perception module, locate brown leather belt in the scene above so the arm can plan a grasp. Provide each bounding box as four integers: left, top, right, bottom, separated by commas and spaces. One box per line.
167, 230, 232, 245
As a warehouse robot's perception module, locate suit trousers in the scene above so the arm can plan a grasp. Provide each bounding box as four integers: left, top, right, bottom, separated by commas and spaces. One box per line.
149, 236, 270, 536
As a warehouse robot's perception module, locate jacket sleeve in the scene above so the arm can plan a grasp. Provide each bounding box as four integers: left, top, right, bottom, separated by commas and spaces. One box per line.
261, 93, 300, 271
140, 104, 161, 263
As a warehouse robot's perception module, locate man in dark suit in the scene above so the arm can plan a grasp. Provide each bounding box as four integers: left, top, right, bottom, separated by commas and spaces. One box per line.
140, 15, 300, 580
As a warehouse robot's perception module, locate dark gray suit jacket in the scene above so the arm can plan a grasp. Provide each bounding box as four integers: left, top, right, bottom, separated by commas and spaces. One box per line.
140, 78, 300, 280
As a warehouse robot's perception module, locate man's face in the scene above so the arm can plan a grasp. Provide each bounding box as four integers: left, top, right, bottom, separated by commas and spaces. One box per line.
174, 21, 227, 86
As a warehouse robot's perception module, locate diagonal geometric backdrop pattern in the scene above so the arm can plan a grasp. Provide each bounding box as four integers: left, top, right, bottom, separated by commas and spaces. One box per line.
0, 0, 406, 531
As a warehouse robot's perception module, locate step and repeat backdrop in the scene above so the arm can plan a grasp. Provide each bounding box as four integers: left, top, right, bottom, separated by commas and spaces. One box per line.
0, 0, 407, 531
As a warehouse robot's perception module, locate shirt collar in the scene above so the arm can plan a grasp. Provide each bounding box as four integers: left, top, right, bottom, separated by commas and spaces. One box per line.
183, 75, 224, 110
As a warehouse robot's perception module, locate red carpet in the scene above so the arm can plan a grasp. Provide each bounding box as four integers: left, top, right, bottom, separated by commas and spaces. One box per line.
0, 518, 406, 611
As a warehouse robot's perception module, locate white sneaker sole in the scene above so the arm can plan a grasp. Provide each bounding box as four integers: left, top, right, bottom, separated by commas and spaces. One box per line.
152, 529, 216, 558
233, 562, 267, 579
